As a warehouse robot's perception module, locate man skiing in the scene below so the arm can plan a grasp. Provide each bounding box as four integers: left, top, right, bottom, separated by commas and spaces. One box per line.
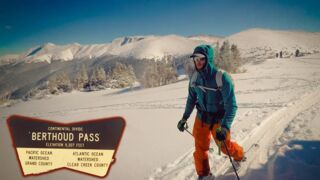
177, 45, 244, 180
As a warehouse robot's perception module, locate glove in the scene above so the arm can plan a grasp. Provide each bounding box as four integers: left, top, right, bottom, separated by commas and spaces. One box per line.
216, 126, 229, 141
177, 119, 187, 132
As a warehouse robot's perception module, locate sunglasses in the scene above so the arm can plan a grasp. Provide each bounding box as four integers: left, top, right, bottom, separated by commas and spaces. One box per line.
193, 57, 206, 62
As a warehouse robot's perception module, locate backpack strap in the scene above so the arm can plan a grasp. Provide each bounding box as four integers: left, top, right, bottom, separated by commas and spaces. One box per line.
190, 71, 198, 88
216, 69, 225, 90
190, 71, 224, 92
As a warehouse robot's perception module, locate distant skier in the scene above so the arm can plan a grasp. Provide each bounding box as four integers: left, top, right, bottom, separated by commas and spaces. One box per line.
295, 49, 300, 57
280, 51, 283, 58
177, 45, 244, 180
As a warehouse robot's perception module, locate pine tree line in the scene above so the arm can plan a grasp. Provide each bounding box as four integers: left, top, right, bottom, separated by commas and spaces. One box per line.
215, 41, 243, 73
17, 55, 178, 101
108, 62, 136, 88
23, 58, 179, 100
140, 59, 177, 88
25, 62, 137, 97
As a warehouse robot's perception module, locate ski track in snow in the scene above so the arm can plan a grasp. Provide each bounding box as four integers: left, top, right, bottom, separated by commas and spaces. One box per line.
149, 89, 320, 180
149, 56, 320, 180
217, 90, 320, 180
1, 98, 185, 119
3, 75, 317, 120
242, 102, 320, 180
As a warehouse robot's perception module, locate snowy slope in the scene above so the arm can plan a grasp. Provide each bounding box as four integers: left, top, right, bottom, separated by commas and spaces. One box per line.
23, 43, 102, 63
242, 101, 320, 180
188, 35, 223, 44
224, 28, 320, 59
109, 34, 208, 59
1, 53, 320, 180
226, 28, 320, 50
149, 54, 320, 180
0, 54, 21, 65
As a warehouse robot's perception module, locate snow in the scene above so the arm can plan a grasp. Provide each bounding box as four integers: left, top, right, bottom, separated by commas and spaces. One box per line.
24, 43, 80, 63
243, 102, 320, 180
149, 54, 320, 180
74, 44, 111, 59
0, 34, 210, 64
226, 28, 320, 50
225, 28, 320, 59
1, 28, 320, 64
109, 34, 209, 59
188, 35, 223, 44
0, 54, 21, 65
1, 53, 320, 180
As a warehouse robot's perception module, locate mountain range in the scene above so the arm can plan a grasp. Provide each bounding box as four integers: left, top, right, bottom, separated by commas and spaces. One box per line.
0, 28, 320, 103
1, 28, 320, 65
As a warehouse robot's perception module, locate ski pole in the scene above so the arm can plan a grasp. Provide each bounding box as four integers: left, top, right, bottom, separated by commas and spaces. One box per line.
216, 127, 222, 155
223, 140, 240, 180
185, 128, 194, 137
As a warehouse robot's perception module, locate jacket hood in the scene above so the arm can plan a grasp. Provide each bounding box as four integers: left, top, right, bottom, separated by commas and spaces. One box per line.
191, 45, 216, 73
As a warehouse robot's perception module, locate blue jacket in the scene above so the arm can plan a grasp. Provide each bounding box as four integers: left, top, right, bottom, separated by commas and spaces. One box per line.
183, 45, 237, 129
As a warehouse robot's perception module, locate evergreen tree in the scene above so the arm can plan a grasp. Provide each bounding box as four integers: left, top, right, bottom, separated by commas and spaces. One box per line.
214, 42, 222, 68
90, 66, 107, 88
109, 62, 137, 88
231, 44, 242, 72
141, 59, 177, 88
214, 41, 242, 73
74, 65, 89, 90
97, 66, 107, 84
220, 41, 232, 72
49, 72, 72, 94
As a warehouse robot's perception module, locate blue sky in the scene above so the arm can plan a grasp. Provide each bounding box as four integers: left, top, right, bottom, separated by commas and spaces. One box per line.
0, 0, 319, 56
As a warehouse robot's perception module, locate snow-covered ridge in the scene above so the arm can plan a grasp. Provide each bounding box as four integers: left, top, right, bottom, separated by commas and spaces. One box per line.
1, 28, 320, 64
0, 54, 21, 65
0, 34, 211, 64
225, 28, 320, 59
109, 34, 209, 59
188, 34, 223, 43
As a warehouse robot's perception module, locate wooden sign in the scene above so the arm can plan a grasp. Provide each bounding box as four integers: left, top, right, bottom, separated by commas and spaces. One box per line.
7, 115, 126, 178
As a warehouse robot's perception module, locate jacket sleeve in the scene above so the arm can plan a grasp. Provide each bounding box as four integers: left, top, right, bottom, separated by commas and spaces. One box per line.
221, 73, 238, 129
182, 85, 197, 120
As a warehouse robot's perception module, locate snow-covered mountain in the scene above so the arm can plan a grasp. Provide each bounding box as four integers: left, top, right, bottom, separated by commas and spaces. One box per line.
109, 34, 209, 59
1, 28, 320, 65
0, 35, 211, 65
23, 43, 80, 63
188, 34, 222, 43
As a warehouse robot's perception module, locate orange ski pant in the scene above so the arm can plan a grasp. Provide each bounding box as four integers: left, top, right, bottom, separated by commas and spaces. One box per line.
192, 117, 244, 176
